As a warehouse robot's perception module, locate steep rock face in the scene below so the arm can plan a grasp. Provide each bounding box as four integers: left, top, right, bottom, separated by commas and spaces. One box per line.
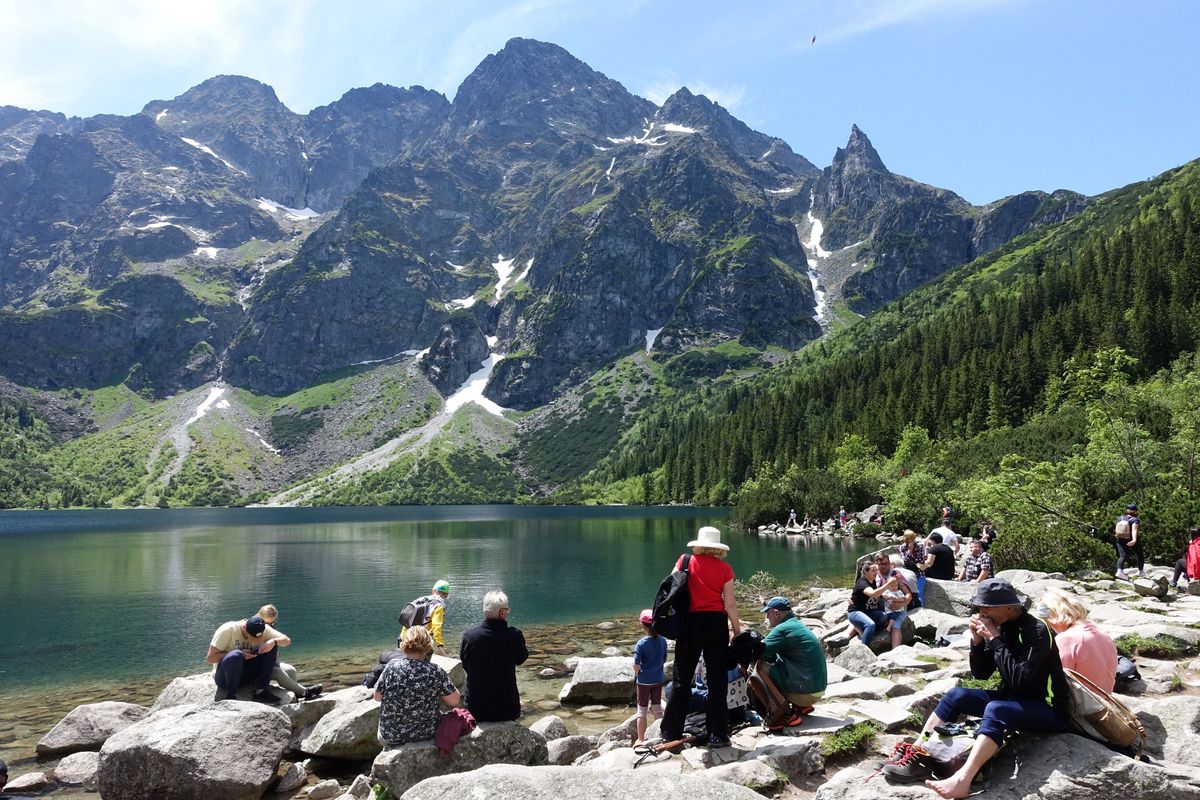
0, 106, 82, 162
973, 189, 1089, 253
421, 313, 490, 395
302, 84, 450, 212
145, 75, 309, 208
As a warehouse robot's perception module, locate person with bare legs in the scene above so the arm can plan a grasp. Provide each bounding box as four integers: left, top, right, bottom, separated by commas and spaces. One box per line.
881, 579, 1070, 797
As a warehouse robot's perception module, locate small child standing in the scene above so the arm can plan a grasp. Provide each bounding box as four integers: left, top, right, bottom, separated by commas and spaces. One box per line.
634, 609, 668, 744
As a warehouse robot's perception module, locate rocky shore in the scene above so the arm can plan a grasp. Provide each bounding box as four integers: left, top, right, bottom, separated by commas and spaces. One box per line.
6, 561, 1200, 799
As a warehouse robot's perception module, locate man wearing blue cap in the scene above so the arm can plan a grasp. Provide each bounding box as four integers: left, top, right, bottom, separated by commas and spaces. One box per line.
753, 597, 827, 726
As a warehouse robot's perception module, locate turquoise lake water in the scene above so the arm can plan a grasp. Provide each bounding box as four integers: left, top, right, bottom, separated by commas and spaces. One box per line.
0, 506, 874, 689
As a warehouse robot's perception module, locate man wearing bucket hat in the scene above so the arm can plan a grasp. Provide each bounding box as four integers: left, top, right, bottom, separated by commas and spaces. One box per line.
659, 525, 742, 749
882, 578, 1070, 796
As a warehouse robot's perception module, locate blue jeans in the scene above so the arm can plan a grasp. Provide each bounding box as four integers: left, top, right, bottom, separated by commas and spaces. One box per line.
884, 609, 907, 627
214, 648, 278, 697
933, 687, 1069, 744
847, 609, 888, 644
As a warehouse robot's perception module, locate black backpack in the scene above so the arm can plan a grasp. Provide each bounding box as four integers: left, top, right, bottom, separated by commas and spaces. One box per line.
398, 595, 433, 629
650, 554, 691, 639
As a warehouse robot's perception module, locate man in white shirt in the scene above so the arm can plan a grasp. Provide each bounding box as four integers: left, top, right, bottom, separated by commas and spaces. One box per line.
931, 523, 960, 555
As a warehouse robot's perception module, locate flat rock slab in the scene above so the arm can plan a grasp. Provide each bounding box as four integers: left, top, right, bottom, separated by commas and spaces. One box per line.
38, 701, 149, 756
371, 721, 547, 796
737, 736, 824, 778
5, 771, 50, 792
821, 677, 910, 701
847, 700, 912, 731
558, 657, 635, 704
401, 764, 766, 800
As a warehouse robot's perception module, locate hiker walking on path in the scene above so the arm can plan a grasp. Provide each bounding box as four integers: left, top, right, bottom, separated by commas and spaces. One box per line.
660, 526, 742, 749
1170, 526, 1200, 591
883, 579, 1070, 797
400, 580, 450, 657
1114, 503, 1144, 579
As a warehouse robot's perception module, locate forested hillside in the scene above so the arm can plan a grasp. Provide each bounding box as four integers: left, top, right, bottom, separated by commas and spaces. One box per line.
579, 161, 1200, 568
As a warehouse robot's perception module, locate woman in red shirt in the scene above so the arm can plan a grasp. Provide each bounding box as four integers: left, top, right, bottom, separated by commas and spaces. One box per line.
659, 526, 743, 748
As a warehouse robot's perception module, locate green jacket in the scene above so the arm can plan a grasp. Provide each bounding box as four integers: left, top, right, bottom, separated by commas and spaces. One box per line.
763, 614, 827, 695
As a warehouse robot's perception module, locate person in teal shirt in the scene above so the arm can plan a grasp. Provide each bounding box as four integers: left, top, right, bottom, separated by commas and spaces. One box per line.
758, 596, 827, 716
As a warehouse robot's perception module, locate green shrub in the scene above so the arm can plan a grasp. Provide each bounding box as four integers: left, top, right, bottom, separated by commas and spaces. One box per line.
820, 721, 880, 760
851, 522, 882, 538
987, 522, 1111, 574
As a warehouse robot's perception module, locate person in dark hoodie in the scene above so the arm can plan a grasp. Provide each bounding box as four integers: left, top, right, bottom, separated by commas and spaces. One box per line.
882, 578, 1069, 797
459, 590, 529, 721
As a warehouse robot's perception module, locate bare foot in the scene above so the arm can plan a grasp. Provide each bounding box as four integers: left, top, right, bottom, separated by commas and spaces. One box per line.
925, 774, 972, 799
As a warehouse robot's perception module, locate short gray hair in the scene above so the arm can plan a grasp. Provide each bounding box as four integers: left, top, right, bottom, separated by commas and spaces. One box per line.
483, 590, 509, 618
889, 554, 904, 567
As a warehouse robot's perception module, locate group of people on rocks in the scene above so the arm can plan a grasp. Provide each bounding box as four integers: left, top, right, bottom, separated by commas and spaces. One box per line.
204, 583, 528, 750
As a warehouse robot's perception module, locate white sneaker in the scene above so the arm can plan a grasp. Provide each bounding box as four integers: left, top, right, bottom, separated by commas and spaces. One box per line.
1138, 570, 1146, 578
1115, 570, 1128, 580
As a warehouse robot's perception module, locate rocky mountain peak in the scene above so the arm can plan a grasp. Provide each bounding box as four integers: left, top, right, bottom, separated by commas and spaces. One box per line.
832, 124, 887, 175
144, 75, 289, 117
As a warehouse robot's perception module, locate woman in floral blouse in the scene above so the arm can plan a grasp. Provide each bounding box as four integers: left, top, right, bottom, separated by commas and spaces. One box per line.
374, 626, 460, 746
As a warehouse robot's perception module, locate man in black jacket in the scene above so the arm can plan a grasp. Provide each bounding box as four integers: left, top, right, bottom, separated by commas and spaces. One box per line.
459, 590, 529, 721
883, 578, 1070, 797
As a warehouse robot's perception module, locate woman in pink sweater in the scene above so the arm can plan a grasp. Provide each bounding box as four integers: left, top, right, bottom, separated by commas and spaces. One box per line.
1037, 589, 1118, 692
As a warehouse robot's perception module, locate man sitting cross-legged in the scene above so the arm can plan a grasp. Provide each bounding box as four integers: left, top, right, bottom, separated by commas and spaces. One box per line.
882, 578, 1070, 798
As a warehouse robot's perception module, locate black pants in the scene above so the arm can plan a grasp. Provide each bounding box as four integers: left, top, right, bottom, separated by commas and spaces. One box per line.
1115, 537, 1144, 573
661, 611, 730, 740
1173, 558, 1187, 584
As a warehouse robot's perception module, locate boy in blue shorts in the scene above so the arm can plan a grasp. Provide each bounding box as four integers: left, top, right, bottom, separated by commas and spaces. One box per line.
634, 608, 668, 744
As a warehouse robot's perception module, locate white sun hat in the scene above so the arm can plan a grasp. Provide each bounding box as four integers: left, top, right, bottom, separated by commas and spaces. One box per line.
687, 525, 729, 552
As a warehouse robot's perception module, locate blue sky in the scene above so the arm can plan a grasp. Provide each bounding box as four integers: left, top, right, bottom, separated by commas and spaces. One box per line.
1, 0, 1195, 204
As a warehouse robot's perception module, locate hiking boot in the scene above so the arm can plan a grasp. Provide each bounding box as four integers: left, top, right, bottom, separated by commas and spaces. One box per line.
881, 741, 933, 784
303, 684, 323, 701
252, 690, 282, 705
706, 734, 732, 749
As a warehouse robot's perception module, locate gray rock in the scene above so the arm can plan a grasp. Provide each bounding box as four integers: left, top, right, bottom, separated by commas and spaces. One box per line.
38, 701, 150, 756
708, 757, 784, 791
1128, 695, 1200, 767
529, 714, 569, 741
282, 696, 338, 746
597, 713, 638, 745
739, 735, 824, 777
821, 677, 911, 701
558, 657, 635, 704
833, 641, 877, 674
347, 774, 373, 798
97, 701, 290, 800
1134, 576, 1170, 598
907, 608, 969, 641
1189, 581, 1200, 597
547, 734, 595, 765
429, 654, 466, 688
54, 751, 100, 787
308, 778, 343, 799
276, 761, 309, 794
296, 686, 381, 760
898, 678, 961, 723
846, 699, 912, 731
995, 569, 1049, 584
922, 578, 1024, 617
401, 764, 764, 800
371, 721, 547, 796
4, 771, 49, 792
150, 673, 217, 712
601, 646, 623, 656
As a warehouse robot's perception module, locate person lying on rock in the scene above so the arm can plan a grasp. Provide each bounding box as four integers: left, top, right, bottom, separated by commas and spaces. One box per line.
459, 590, 528, 722
883, 578, 1069, 798
374, 626, 460, 747
254, 604, 323, 701
206, 614, 282, 704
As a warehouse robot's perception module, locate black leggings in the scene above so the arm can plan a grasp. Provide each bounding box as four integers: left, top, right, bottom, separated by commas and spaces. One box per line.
661, 611, 730, 740
1115, 537, 1144, 573
1174, 558, 1187, 584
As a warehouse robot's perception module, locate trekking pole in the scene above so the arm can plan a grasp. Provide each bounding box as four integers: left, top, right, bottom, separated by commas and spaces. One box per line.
632, 733, 703, 767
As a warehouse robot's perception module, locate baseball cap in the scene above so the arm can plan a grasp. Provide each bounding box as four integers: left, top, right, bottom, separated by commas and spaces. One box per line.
760, 596, 791, 613
433, 579, 450, 594
1125, 503, 1138, 512
245, 615, 266, 635
639, 608, 654, 625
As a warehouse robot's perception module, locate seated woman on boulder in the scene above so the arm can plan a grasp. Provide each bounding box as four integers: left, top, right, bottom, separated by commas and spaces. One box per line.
847, 561, 900, 647
1036, 588, 1117, 692
374, 626, 461, 747
255, 604, 323, 701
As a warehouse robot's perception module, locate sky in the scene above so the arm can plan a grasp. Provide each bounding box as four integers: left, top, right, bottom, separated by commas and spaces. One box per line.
0, 0, 1196, 204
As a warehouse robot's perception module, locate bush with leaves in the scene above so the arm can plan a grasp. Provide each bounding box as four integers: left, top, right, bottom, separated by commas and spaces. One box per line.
987, 521, 1111, 575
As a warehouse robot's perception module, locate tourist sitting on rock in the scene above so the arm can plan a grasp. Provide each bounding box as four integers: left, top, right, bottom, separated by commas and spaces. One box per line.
958, 539, 993, 583
847, 561, 898, 647
374, 626, 460, 747
755, 596, 826, 724
1169, 526, 1200, 591
888, 554, 921, 609
880, 570, 912, 647
1035, 589, 1117, 692
883, 578, 1070, 798
459, 590, 528, 722
923, 531, 957, 580
254, 604, 322, 701
206, 614, 281, 704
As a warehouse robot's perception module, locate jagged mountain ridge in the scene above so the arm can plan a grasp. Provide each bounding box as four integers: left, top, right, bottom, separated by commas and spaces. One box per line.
0, 37, 1097, 505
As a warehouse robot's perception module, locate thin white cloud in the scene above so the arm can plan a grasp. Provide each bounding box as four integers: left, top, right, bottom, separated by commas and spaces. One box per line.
820, 0, 1020, 45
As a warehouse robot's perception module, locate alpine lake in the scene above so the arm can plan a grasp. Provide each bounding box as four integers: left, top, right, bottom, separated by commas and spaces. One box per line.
0, 505, 876, 769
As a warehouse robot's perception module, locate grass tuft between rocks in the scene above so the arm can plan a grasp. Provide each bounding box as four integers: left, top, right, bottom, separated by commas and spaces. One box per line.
1114, 633, 1195, 659
820, 721, 881, 761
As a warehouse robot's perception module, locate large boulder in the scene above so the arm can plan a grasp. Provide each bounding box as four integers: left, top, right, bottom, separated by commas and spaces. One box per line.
558, 657, 635, 704
401, 764, 765, 800
38, 701, 149, 756
295, 686, 381, 760
370, 721, 547, 796
705, 759, 786, 792
865, 616, 916, 654
97, 702, 290, 800
1128, 695, 1200, 767
921, 579, 984, 617
833, 641, 877, 674
151, 673, 217, 712
814, 733, 1200, 799
430, 654, 465, 687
